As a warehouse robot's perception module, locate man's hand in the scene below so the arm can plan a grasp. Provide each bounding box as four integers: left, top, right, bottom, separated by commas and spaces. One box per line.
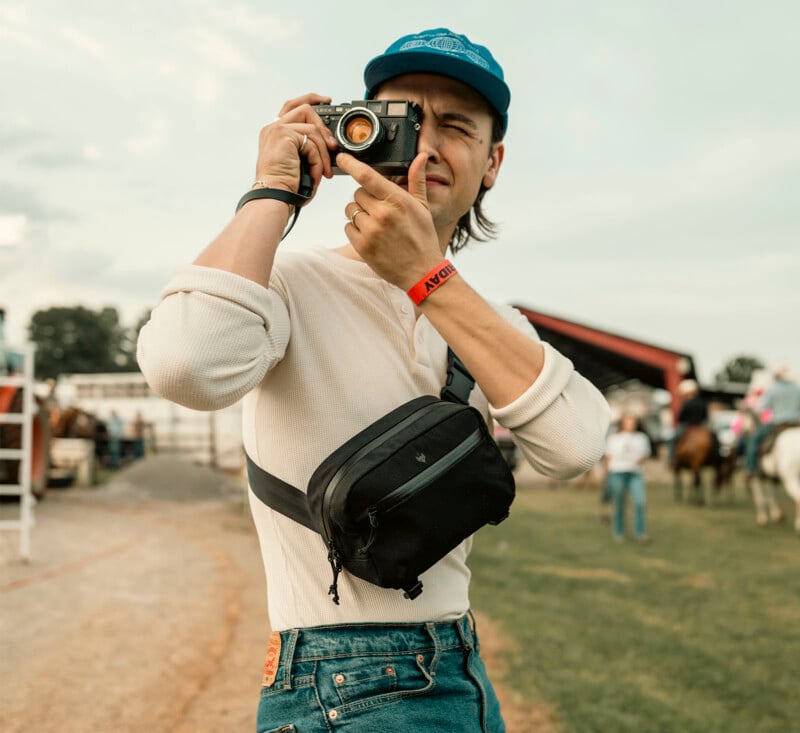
193, 93, 340, 287
337, 151, 443, 290
256, 94, 339, 199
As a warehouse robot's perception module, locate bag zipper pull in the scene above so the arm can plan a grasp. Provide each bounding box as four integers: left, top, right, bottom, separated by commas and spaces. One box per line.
327, 541, 342, 605
359, 508, 380, 555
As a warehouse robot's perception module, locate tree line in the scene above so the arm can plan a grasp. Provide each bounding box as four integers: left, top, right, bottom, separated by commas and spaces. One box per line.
27, 306, 150, 380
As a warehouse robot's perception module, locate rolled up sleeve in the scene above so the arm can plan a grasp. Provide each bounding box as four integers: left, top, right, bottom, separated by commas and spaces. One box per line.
490, 342, 610, 479
137, 264, 290, 410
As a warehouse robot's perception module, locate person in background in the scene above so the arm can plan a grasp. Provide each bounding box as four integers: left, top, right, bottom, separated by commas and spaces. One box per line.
745, 364, 800, 477
132, 411, 146, 459
731, 385, 770, 469
107, 410, 124, 469
605, 413, 651, 543
669, 379, 708, 464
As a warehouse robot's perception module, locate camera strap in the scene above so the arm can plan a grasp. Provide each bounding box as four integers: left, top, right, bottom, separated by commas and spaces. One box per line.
235, 160, 314, 240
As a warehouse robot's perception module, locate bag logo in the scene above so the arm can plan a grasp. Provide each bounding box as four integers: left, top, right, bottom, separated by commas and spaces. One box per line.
415, 452, 427, 464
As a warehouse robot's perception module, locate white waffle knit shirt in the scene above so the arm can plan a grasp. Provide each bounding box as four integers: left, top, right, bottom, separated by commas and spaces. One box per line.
137, 246, 610, 630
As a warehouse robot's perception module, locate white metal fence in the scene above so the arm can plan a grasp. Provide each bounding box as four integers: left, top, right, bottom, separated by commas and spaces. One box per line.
55, 373, 244, 472
0, 343, 36, 560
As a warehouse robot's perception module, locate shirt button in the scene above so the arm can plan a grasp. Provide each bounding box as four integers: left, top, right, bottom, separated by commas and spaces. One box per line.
401, 304, 410, 314
334, 673, 345, 684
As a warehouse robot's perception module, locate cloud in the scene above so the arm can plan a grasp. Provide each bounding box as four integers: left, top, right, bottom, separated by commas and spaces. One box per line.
0, 3, 40, 49
0, 214, 27, 247
0, 183, 68, 221
191, 28, 248, 72
502, 126, 800, 246
124, 119, 170, 156
60, 26, 106, 60
22, 146, 98, 169
0, 126, 41, 154
194, 71, 221, 106
210, 4, 303, 44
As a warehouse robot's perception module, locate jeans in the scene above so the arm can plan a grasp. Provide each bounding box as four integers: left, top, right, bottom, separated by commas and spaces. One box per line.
108, 438, 121, 469
608, 471, 647, 539
256, 612, 505, 732
744, 424, 772, 474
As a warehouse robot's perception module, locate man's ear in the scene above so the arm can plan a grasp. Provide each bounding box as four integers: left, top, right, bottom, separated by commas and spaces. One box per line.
482, 142, 504, 189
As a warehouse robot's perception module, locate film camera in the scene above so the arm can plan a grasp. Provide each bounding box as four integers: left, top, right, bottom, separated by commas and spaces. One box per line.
312, 99, 421, 174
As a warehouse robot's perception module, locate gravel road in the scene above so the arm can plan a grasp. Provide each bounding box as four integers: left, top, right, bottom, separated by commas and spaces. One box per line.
0, 455, 558, 732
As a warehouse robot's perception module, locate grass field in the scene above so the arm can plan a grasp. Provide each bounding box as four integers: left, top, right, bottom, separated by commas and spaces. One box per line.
469, 474, 799, 733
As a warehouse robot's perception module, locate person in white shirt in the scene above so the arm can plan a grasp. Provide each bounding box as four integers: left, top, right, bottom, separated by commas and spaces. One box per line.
605, 413, 651, 543
138, 26, 610, 733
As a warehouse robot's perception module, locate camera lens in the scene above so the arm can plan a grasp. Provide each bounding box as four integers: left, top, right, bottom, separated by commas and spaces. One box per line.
345, 117, 373, 145
336, 107, 382, 153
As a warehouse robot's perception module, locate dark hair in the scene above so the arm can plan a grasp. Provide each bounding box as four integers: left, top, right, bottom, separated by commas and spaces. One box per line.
449, 113, 504, 253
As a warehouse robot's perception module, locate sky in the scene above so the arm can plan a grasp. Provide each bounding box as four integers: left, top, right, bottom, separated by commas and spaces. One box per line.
1, 1, 798, 384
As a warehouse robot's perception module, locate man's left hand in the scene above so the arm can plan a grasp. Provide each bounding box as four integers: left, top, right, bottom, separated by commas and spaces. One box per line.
338, 152, 443, 291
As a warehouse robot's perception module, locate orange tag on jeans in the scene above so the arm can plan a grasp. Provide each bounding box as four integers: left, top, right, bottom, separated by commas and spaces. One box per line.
261, 632, 281, 687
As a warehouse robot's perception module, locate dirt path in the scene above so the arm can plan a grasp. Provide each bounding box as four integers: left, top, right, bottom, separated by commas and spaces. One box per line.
0, 456, 559, 732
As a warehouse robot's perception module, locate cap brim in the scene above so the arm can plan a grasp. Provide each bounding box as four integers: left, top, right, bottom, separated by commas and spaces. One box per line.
364, 51, 510, 127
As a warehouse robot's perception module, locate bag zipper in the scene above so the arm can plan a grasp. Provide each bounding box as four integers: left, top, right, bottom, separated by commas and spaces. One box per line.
341, 428, 482, 595
320, 400, 445, 541
321, 399, 445, 602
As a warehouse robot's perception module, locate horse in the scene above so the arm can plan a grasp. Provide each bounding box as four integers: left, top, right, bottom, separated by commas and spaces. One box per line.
672, 425, 735, 505
51, 406, 100, 439
751, 427, 800, 531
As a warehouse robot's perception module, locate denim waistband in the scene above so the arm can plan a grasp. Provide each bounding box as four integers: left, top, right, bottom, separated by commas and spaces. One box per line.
276, 612, 477, 671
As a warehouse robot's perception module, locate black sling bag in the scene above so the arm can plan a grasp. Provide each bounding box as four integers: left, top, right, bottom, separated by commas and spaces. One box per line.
245, 350, 516, 604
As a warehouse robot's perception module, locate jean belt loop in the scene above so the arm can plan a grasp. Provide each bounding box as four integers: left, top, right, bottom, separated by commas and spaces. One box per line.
466, 609, 480, 653
281, 629, 299, 690
424, 622, 443, 676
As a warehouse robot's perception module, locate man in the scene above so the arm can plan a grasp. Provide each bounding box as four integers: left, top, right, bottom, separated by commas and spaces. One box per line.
669, 378, 708, 463
745, 364, 800, 476
138, 28, 610, 732
676, 379, 708, 428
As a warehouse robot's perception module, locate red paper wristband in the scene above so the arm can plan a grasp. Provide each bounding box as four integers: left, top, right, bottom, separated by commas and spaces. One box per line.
407, 260, 457, 305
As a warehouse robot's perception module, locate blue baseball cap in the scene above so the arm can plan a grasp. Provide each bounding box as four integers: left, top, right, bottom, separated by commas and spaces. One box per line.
364, 28, 510, 134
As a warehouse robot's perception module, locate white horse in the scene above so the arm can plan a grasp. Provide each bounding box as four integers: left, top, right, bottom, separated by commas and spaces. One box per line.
752, 427, 800, 531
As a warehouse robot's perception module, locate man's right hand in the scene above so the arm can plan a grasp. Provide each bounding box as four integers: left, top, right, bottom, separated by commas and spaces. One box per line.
256, 94, 340, 200
191, 94, 340, 287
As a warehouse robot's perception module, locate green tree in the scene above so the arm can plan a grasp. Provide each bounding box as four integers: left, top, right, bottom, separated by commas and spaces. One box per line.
27, 306, 146, 380
115, 308, 151, 373
714, 354, 765, 386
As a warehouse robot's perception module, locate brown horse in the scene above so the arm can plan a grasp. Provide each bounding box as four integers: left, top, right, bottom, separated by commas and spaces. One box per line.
52, 406, 101, 439
673, 425, 734, 505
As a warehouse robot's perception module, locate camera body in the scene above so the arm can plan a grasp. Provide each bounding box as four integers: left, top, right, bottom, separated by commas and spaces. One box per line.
312, 99, 421, 174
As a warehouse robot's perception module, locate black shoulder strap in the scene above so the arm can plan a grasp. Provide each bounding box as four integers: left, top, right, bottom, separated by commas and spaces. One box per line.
246, 454, 316, 531
440, 348, 475, 404
246, 347, 475, 525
